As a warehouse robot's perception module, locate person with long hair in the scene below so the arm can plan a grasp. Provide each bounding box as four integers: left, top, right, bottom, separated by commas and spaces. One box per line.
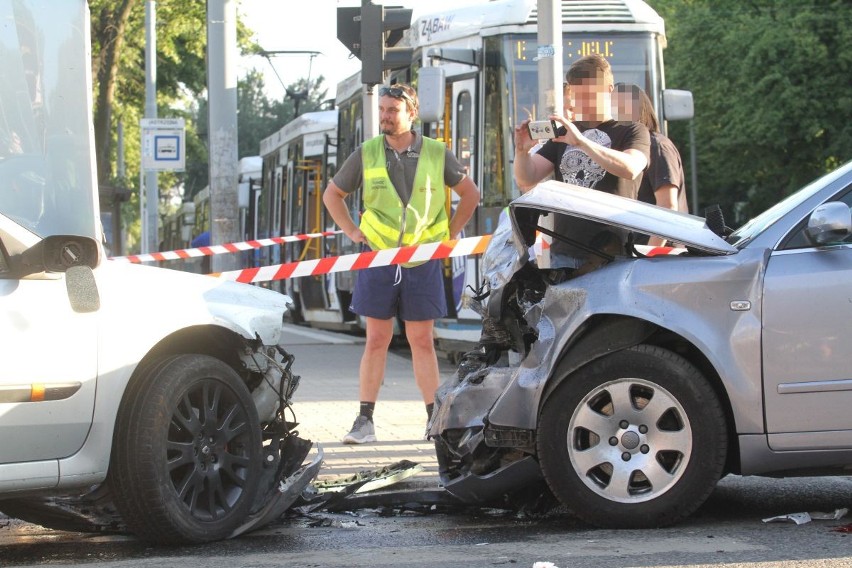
613, 83, 689, 246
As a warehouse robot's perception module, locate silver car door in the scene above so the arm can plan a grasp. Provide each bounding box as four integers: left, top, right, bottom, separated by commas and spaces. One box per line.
762, 215, 852, 451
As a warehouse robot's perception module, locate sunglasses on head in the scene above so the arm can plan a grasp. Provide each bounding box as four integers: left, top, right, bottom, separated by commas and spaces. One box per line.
379, 86, 414, 103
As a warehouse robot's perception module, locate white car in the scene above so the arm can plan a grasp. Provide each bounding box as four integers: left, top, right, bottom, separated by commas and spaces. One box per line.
0, 0, 319, 544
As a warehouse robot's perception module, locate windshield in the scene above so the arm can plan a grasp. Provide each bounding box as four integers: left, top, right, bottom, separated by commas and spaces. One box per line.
0, 0, 97, 238
728, 163, 852, 247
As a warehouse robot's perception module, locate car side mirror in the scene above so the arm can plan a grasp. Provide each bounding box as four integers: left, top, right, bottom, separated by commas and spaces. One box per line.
14, 235, 102, 313
19, 235, 101, 275
805, 202, 852, 245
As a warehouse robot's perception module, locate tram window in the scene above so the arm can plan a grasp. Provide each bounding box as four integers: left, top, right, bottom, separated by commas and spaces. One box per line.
456, 91, 473, 177
482, 36, 509, 209
507, 33, 659, 116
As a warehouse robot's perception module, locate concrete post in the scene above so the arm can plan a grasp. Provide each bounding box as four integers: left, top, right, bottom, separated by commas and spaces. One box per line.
207, 0, 240, 271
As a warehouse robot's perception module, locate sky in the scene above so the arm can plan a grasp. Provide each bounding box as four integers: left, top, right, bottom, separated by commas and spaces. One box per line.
236, 0, 486, 101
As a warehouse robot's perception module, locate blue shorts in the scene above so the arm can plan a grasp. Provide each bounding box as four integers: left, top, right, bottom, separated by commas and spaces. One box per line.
350, 259, 448, 321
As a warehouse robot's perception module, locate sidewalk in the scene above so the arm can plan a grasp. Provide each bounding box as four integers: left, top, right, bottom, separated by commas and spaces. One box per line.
279, 324, 458, 486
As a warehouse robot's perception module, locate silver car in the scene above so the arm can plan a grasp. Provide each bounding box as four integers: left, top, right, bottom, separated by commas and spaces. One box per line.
429, 160, 852, 528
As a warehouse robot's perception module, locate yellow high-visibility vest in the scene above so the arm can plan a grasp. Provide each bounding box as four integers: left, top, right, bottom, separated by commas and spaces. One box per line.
360, 135, 448, 267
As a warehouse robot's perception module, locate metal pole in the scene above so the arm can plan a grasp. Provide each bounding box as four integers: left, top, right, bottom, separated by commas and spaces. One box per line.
690, 118, 698, 214
139, 168, 145, 252
117, 120, 125, 179
363, 84, 379, 140
536, 0, 563, 119
207, 0, 240, 271
535, 0, 562, 268
144, 0, 158, 254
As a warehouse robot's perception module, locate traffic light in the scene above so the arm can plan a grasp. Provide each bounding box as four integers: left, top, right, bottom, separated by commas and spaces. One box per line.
336, 7, 362, 60
337, 2, 413, 85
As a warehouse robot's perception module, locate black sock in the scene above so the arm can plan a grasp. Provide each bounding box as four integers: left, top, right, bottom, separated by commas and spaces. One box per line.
359, 401, 375, 421
426, 403, 434, 420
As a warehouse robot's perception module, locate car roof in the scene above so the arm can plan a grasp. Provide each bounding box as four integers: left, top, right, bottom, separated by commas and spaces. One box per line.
510, 181, 738, 255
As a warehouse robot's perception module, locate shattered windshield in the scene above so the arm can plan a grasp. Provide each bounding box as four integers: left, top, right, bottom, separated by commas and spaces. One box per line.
0, 0, 97, 238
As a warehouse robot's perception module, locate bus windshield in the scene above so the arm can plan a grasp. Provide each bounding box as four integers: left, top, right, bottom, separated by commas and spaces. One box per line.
0, 1, 97, 239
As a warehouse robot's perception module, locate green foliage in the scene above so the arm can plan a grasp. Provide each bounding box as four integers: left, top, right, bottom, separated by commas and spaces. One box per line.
88, 1, 329, 250
187, 71, 330, 198
649, 0, 852, 224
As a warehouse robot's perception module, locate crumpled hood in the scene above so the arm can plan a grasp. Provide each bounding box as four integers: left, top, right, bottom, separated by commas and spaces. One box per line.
511, 181, 738, 255
98, 260, 292, 345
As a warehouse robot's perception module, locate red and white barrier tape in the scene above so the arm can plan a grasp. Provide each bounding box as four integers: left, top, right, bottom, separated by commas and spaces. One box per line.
212, 237, 685, 284
213, 235, 493, 284
109, 230, 342, 264
635, 244, 686, 256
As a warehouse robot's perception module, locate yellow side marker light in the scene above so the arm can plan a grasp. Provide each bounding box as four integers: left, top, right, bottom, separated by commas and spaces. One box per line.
31, 383, 46, 402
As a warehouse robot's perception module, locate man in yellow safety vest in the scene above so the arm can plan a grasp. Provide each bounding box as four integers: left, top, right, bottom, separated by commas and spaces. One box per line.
323, 83, 480, 444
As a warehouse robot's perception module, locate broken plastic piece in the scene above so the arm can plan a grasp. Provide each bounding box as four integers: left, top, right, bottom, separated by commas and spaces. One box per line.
762, 512, 812, 525
762, 508, 847, 525
313, 459, 424, 495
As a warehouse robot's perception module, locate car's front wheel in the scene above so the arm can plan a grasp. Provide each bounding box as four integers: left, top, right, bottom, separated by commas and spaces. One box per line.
537, 344, 727, 528
110, 354, 262, 544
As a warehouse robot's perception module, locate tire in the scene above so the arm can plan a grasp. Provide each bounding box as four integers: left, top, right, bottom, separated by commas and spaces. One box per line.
537, 344, 727, 529
109, 354, 262, 544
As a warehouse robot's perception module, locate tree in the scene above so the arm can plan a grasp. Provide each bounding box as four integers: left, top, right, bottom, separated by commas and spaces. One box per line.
187, 72, 330, 199
90, 0, 212, 184
650, 0, 852, 223
88, 0, 259, 251
87, 1, 333, 251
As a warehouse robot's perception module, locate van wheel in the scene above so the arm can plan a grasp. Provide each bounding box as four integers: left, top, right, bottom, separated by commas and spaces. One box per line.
110, 354, 261, 544
537, 344, 727, 529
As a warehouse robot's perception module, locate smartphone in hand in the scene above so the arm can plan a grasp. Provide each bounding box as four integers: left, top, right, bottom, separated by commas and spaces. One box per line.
527, 119, 566, 140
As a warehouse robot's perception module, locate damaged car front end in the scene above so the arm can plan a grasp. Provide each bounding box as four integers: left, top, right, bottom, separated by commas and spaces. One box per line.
429, 179, 752, 528
0, 251, 323, 544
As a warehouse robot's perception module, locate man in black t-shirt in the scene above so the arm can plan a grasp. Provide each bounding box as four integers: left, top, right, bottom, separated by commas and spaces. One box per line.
514, 54, 650, 268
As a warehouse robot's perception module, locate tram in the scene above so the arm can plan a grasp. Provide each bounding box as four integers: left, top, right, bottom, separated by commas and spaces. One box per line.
160, 155, 262, 274
256, 109, 348, 328
251, 0, 690, 358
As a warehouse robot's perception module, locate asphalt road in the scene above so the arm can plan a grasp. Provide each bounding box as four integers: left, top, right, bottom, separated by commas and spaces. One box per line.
1, 325, 851, 567
2, 474, 852, 568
